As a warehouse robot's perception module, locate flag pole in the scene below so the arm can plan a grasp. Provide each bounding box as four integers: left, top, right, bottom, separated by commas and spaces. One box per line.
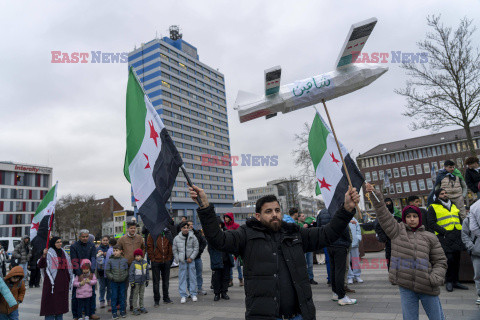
321, 100, 363, 219
45, 211, 54, 249
129, 67, 202, 208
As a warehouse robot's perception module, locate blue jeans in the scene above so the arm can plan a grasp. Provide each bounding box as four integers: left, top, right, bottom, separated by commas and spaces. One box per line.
179, 261, 197, 297
324, 248, 331, 281
20, 263, 28, 283
229, 259, 243, 280
0, 309, 19, 320
305, 252, 314, 280
399, 286, 445, 320
347, 247, 361, 279
276, 315, 303, 320
111, 281, 126, 315
98, 276, 111, 302
187, 258, 203, 291
45, 315, 63, 320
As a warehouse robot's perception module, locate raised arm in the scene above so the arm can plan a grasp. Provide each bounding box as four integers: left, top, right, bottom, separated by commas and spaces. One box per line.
190, 185, 246, 256
366, 183, 400, 240
301, 186, 359, 252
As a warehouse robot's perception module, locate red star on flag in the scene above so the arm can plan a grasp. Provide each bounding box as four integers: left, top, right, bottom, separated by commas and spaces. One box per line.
330, 152, 340, 165
143, 153, 151, 169
318, 178, 332, 191
148, 120, 159, 147
31, 222, 39, 230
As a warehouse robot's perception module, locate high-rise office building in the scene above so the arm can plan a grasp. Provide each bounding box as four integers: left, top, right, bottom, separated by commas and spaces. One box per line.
128, 26, 234, 221
0, 161, 53, 237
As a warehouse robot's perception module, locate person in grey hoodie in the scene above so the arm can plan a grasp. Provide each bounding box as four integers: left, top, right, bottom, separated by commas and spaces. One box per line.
462, 200, 480, 305
172, 222, 199, 303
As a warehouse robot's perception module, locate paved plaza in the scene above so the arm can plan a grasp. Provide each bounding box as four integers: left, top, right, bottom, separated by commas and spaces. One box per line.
20, 252, 479, 320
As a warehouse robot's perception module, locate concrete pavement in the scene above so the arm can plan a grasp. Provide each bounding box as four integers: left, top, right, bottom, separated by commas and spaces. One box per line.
19, 252, 479, 319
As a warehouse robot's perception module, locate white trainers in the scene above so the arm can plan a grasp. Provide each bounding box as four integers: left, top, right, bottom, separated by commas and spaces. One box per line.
338, 296, 357, 306
180, 297, 187, 304
355, 277, 364, 283
476, 296, 480, 305
331, 293, 338, 301
192, 295, 198, 302
347, 278, 353, 285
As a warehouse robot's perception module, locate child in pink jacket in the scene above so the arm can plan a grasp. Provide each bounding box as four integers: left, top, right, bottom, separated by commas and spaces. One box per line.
73, 259, 97, 320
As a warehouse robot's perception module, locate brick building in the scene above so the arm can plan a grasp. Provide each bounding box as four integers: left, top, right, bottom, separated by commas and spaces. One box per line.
357, 125, 480, 212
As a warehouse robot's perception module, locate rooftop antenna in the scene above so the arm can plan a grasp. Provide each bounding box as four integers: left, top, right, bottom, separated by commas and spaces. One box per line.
169, 25, 182, 40
155, 31, 158, 39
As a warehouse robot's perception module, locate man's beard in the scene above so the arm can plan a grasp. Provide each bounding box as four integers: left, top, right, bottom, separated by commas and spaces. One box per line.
260, 217, 282, 232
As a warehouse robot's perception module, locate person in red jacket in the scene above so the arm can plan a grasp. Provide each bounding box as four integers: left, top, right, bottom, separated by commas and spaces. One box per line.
223, 213, 243, 286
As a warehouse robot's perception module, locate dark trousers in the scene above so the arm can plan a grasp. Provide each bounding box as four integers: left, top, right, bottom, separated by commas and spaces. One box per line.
151, 260, 172, 303
111, 281, 126, 315
77, 297, 91, 317
124, 278, 133, 307
212, 266, 230, 295
327, 246, 348, 299
29, 268, 41, 287
385, 240, 392, 270
445, 251, 461, 283
72, 284, 96, 317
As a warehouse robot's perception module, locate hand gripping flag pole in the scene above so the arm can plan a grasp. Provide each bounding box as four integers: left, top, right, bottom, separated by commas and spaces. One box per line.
321, 100, 363, 219
130, 67, 203, 208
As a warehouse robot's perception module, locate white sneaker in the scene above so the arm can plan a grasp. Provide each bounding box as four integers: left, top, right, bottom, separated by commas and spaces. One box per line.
476, 296, 480, 305
347, 278, 353, 285
192, 295, 198, 302
355, 277, 364, 283
331, 293, 338, 301
180, 297, 187, 304
338, 296, 357, 306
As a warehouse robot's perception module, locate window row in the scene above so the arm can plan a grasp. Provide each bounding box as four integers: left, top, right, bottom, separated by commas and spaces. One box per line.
174, 180, 233, 191
0, 188, 47, 200
163, 108, 228, 133
0, 171, 49, 188
159, 46, 225, 86
365, 162, 439, 181
361, 140, 480, 168
163, 119, 229, 147
177, 171, 232, 183
173, 191, 233, 200
161, 68, 226, 101
182, 162, 232, 175
0, 201, 41, 212
162, 97, 228, 128
0, 213, 34, 225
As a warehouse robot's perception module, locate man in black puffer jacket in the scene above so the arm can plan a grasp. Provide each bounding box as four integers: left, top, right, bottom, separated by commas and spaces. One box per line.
189, 184, 359, 320
317, 209, 354, 305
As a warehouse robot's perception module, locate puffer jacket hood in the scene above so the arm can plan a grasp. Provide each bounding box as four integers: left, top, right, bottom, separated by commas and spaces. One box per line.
224, 212, 240, 230
5, 266, 24, 281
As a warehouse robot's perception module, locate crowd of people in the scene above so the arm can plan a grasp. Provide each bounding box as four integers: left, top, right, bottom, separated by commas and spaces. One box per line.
0, 157, 479, 319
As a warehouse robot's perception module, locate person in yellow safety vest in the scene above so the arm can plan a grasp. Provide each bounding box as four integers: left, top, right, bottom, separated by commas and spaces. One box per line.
427, 188, 468, 292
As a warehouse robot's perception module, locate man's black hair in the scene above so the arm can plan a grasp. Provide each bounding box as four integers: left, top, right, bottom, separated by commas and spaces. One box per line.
444, 160, 455, 167
255, 195, 280, 213
288, 208, 299, 216
179, 221, 189, 229
407, 195, 420, 204
109, 238, 117, 246
126, 221, 137, 228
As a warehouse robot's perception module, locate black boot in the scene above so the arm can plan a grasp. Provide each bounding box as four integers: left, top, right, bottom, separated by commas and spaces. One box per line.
221, 293, 230, 300
214, 294, 220, 301
446, 282, 453, 292
453, 282, 468, 290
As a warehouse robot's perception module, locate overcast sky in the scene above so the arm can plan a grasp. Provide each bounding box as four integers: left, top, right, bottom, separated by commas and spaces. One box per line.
1, 0, 479, 209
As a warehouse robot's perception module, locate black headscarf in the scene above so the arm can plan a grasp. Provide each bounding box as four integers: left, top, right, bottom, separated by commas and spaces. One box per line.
384, 197, 394, 214
49, 236, 63, 257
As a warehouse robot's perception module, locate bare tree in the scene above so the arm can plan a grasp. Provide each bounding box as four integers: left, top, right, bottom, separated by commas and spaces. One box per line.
292, 122, 317, 192
54, 194, 102, 240
396, 15, 480, 156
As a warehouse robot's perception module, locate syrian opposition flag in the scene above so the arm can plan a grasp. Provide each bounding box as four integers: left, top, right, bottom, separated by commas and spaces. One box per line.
30, 182, 57, 251
308, 110, 364, 216
124, 68, 183, 245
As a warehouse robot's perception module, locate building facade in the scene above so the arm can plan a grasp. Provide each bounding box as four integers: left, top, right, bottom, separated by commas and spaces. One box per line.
357, 125, 480, 212
128, 26, 234, 221
0, 161, 52, 237
247, 179, 323, 215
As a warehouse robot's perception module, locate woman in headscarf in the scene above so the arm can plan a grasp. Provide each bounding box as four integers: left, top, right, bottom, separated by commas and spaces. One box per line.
38, 237, 73, 320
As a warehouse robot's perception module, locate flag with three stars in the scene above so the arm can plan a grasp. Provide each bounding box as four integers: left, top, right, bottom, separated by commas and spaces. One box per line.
308, 110, 364, 216
30, 181, 57, 250
124, 68, 183, 245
